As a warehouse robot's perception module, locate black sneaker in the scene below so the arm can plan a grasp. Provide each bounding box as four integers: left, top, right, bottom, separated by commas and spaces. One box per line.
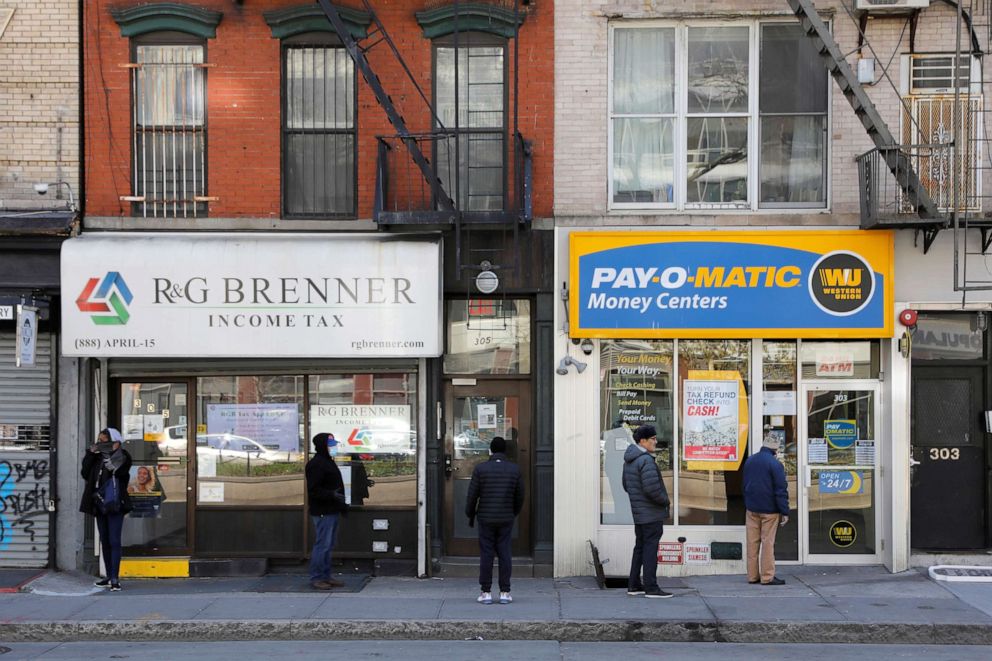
644, 588, 673, 599
94, 578, 111, 588
109, 583, 122, 592
761, 577, 785, 586
626, 587, 645, 596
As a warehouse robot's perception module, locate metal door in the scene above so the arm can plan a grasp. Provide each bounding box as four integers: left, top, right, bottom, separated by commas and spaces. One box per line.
911, 366, 986, 550
443, 381, 530, 556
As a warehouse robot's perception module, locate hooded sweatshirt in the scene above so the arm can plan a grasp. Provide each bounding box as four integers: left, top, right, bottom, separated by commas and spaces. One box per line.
622, 444, 670, 524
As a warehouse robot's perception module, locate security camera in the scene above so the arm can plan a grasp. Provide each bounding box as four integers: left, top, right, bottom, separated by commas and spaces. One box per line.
33, 183, 49, 195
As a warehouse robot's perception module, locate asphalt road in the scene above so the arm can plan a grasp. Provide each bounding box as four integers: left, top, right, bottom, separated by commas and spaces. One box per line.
1, 641, 991, 660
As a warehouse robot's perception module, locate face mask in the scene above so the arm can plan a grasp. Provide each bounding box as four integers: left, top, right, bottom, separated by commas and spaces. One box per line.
329, 444, 338, 456
96, 441, 115, 454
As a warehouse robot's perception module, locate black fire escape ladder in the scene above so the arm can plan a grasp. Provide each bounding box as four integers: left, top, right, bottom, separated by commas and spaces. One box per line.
787, 0, 942, 224
315, 0, 455, 213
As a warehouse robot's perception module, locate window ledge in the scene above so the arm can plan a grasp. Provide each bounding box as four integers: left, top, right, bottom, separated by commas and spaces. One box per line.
110, 2, 223, 39
83, 216, 379, 232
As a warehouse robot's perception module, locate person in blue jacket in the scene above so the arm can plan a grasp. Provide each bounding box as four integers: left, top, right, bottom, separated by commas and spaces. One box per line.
742, 431, 790, 585
622, 425, 672, 599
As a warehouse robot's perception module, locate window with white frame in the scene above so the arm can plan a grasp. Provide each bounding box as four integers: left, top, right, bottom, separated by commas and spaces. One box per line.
130, 36, 208, 218
609, 21, 828, 211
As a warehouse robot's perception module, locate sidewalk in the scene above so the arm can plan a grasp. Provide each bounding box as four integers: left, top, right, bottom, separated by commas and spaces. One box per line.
2, 566, 992, 644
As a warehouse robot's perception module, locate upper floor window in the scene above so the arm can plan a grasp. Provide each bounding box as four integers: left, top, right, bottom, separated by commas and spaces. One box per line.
283, 35, 357, 218
131, 35, 208, 218
434, 33, 507, 212
609, 22, 828, 211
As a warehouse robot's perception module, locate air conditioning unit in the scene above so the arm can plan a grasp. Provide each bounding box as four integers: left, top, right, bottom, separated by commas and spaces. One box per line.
856, 0, 930, 12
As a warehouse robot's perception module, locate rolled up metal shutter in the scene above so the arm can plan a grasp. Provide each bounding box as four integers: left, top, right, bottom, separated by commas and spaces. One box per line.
0, 332, 53, 567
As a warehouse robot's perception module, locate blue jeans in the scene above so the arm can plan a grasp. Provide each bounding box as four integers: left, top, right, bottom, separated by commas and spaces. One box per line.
629, 521, 664, 592
95, 512, 125, 583
478, 521, 513, 593
309, 514, 340, 583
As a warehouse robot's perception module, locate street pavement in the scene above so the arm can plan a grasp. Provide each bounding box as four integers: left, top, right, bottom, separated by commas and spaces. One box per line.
1, 566, 991, 645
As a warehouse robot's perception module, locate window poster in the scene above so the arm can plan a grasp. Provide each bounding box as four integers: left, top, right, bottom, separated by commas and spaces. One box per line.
309, 404, 413, 455
127, 465, 165, 518
477, 404, 498, 430
122, 415, 143, 441
602, 350, 672, 432
205, 404, 299, 453
143, 414, 164, 442
682, 370, 748, 471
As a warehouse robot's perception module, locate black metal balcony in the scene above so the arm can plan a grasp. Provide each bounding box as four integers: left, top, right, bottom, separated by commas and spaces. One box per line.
373, 130, 532, 225
855, 144, 953, 233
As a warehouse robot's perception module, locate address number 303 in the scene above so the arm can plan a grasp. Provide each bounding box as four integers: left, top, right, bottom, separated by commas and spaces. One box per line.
929, 448, 961, 460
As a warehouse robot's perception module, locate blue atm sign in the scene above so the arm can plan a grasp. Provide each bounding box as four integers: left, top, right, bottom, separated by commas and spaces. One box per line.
569, 231, 894, 339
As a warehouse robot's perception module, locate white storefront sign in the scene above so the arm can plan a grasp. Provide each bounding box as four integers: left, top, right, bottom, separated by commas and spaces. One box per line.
61, 233, 441, 357
310, 404, 414, 455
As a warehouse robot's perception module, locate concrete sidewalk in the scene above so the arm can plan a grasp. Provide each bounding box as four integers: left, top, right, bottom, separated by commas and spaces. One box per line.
2, 566, 992, 644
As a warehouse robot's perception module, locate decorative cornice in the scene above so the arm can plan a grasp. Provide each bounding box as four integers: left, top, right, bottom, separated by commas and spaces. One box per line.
110, 3, 223, 39
415, 3, 526, 39
262, 5, 370, 40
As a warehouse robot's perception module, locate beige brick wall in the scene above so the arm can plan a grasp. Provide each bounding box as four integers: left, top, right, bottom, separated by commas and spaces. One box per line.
554, 0, 977, 224
0, 1, 79, 211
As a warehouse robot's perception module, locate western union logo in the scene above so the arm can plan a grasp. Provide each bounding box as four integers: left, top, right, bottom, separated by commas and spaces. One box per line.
819, 268, 863, 288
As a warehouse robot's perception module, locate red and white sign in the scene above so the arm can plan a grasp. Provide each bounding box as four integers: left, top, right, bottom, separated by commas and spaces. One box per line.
684, 543, 712, 565
815, 352, 855, 377
658, 541, 684, 564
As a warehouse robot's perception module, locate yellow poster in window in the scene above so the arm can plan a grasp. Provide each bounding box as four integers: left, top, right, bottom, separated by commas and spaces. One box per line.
684, 370, 748, 472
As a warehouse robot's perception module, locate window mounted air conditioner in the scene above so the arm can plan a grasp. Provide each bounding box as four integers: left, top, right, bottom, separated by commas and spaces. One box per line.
856, 0, 930, 12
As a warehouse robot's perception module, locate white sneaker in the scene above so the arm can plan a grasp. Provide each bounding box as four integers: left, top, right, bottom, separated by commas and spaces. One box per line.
499, 591, 512, 604
477, 591, 493, 605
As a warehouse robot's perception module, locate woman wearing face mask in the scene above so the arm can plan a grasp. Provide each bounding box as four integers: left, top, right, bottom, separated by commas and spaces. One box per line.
79, 428, 132, 591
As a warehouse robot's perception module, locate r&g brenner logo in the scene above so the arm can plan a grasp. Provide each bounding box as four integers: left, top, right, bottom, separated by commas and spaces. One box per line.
808, 251, 875, 317
76, 272, 133, 325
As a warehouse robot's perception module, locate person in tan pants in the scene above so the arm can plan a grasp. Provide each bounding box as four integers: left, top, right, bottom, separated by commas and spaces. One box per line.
742, 433, 790, 585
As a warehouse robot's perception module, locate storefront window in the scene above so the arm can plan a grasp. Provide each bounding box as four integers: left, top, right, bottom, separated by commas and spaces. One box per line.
913, 313, 985, 361
308, 373, 417, 507
678, 340, 751, 525
444, 299, 531, 374
800, 341, 879, 379
196, 376, 305, 506
600, 341, 674, 525
761, 341, 798, 561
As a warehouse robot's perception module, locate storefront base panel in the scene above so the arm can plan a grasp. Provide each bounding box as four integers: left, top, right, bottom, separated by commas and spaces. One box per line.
120, 557, 189, 578
597, 527, 751, 578
910, 552, 992, 568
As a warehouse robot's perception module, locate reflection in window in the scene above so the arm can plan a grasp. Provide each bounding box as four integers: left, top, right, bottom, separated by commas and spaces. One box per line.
599, 341, 674, 525
678, 340, 750, 525
912, 313, 985, 361
196, 376, 305, 506
800, 341, 880, 379
308, 373, 417, 507
762, 342, 799, 561
444, 299, 531, 375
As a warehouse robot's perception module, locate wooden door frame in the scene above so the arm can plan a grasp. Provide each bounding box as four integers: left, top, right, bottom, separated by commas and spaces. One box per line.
443, 378, 532, 556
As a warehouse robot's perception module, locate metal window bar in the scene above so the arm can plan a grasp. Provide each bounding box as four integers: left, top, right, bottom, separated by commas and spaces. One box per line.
129, 46, 207, 218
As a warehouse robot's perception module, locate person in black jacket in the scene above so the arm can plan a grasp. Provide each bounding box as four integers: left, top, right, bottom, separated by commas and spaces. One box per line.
306, 433, 349, 590
622, 425, 672, 599
79, 427, 132, 592
465, 436, 524, 605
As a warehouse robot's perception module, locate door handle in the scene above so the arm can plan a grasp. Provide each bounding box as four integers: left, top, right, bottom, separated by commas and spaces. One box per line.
909, 458, 921, 467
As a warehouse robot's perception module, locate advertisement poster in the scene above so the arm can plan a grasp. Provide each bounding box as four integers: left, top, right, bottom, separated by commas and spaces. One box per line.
824, 420, 857, 449
570, 231, 894, 339
143, 414, 164, 441
818, 470, 863, 495
683, 377, 742, 464
602, 347, 673, 433
127, 465, 165, 518
205, 404, 299, 452
310, 404, 413, 455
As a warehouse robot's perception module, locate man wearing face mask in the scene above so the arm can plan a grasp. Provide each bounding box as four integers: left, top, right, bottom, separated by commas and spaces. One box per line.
742, 430, 790, 586
79, 428, 132, 591
306, 432, 349, 590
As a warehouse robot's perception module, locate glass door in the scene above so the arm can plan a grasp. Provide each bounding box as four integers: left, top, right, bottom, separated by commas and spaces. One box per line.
116, 381, 191, 555
443, 381, 531, 556
800, 382, 880, 563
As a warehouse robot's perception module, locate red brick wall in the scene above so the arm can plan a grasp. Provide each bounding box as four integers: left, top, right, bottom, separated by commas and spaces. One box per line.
84, 1, 554, 219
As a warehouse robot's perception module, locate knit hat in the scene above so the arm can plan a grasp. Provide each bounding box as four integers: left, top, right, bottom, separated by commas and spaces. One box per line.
633, 425, 657, 442
490, 436, 507, 453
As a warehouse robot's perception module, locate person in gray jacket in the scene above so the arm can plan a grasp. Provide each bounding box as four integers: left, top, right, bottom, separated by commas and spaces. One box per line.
622, 425, 672, 599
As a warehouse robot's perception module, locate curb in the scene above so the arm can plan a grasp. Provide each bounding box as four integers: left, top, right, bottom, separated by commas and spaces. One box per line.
1, 620, 991, 645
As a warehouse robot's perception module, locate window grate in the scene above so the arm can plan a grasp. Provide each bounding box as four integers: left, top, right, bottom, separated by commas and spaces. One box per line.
128, 45, 208, 218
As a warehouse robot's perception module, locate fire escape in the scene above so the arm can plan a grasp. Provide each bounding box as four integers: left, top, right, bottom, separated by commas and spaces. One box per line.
789, 0, 992, 296
315, 0, 532, 284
